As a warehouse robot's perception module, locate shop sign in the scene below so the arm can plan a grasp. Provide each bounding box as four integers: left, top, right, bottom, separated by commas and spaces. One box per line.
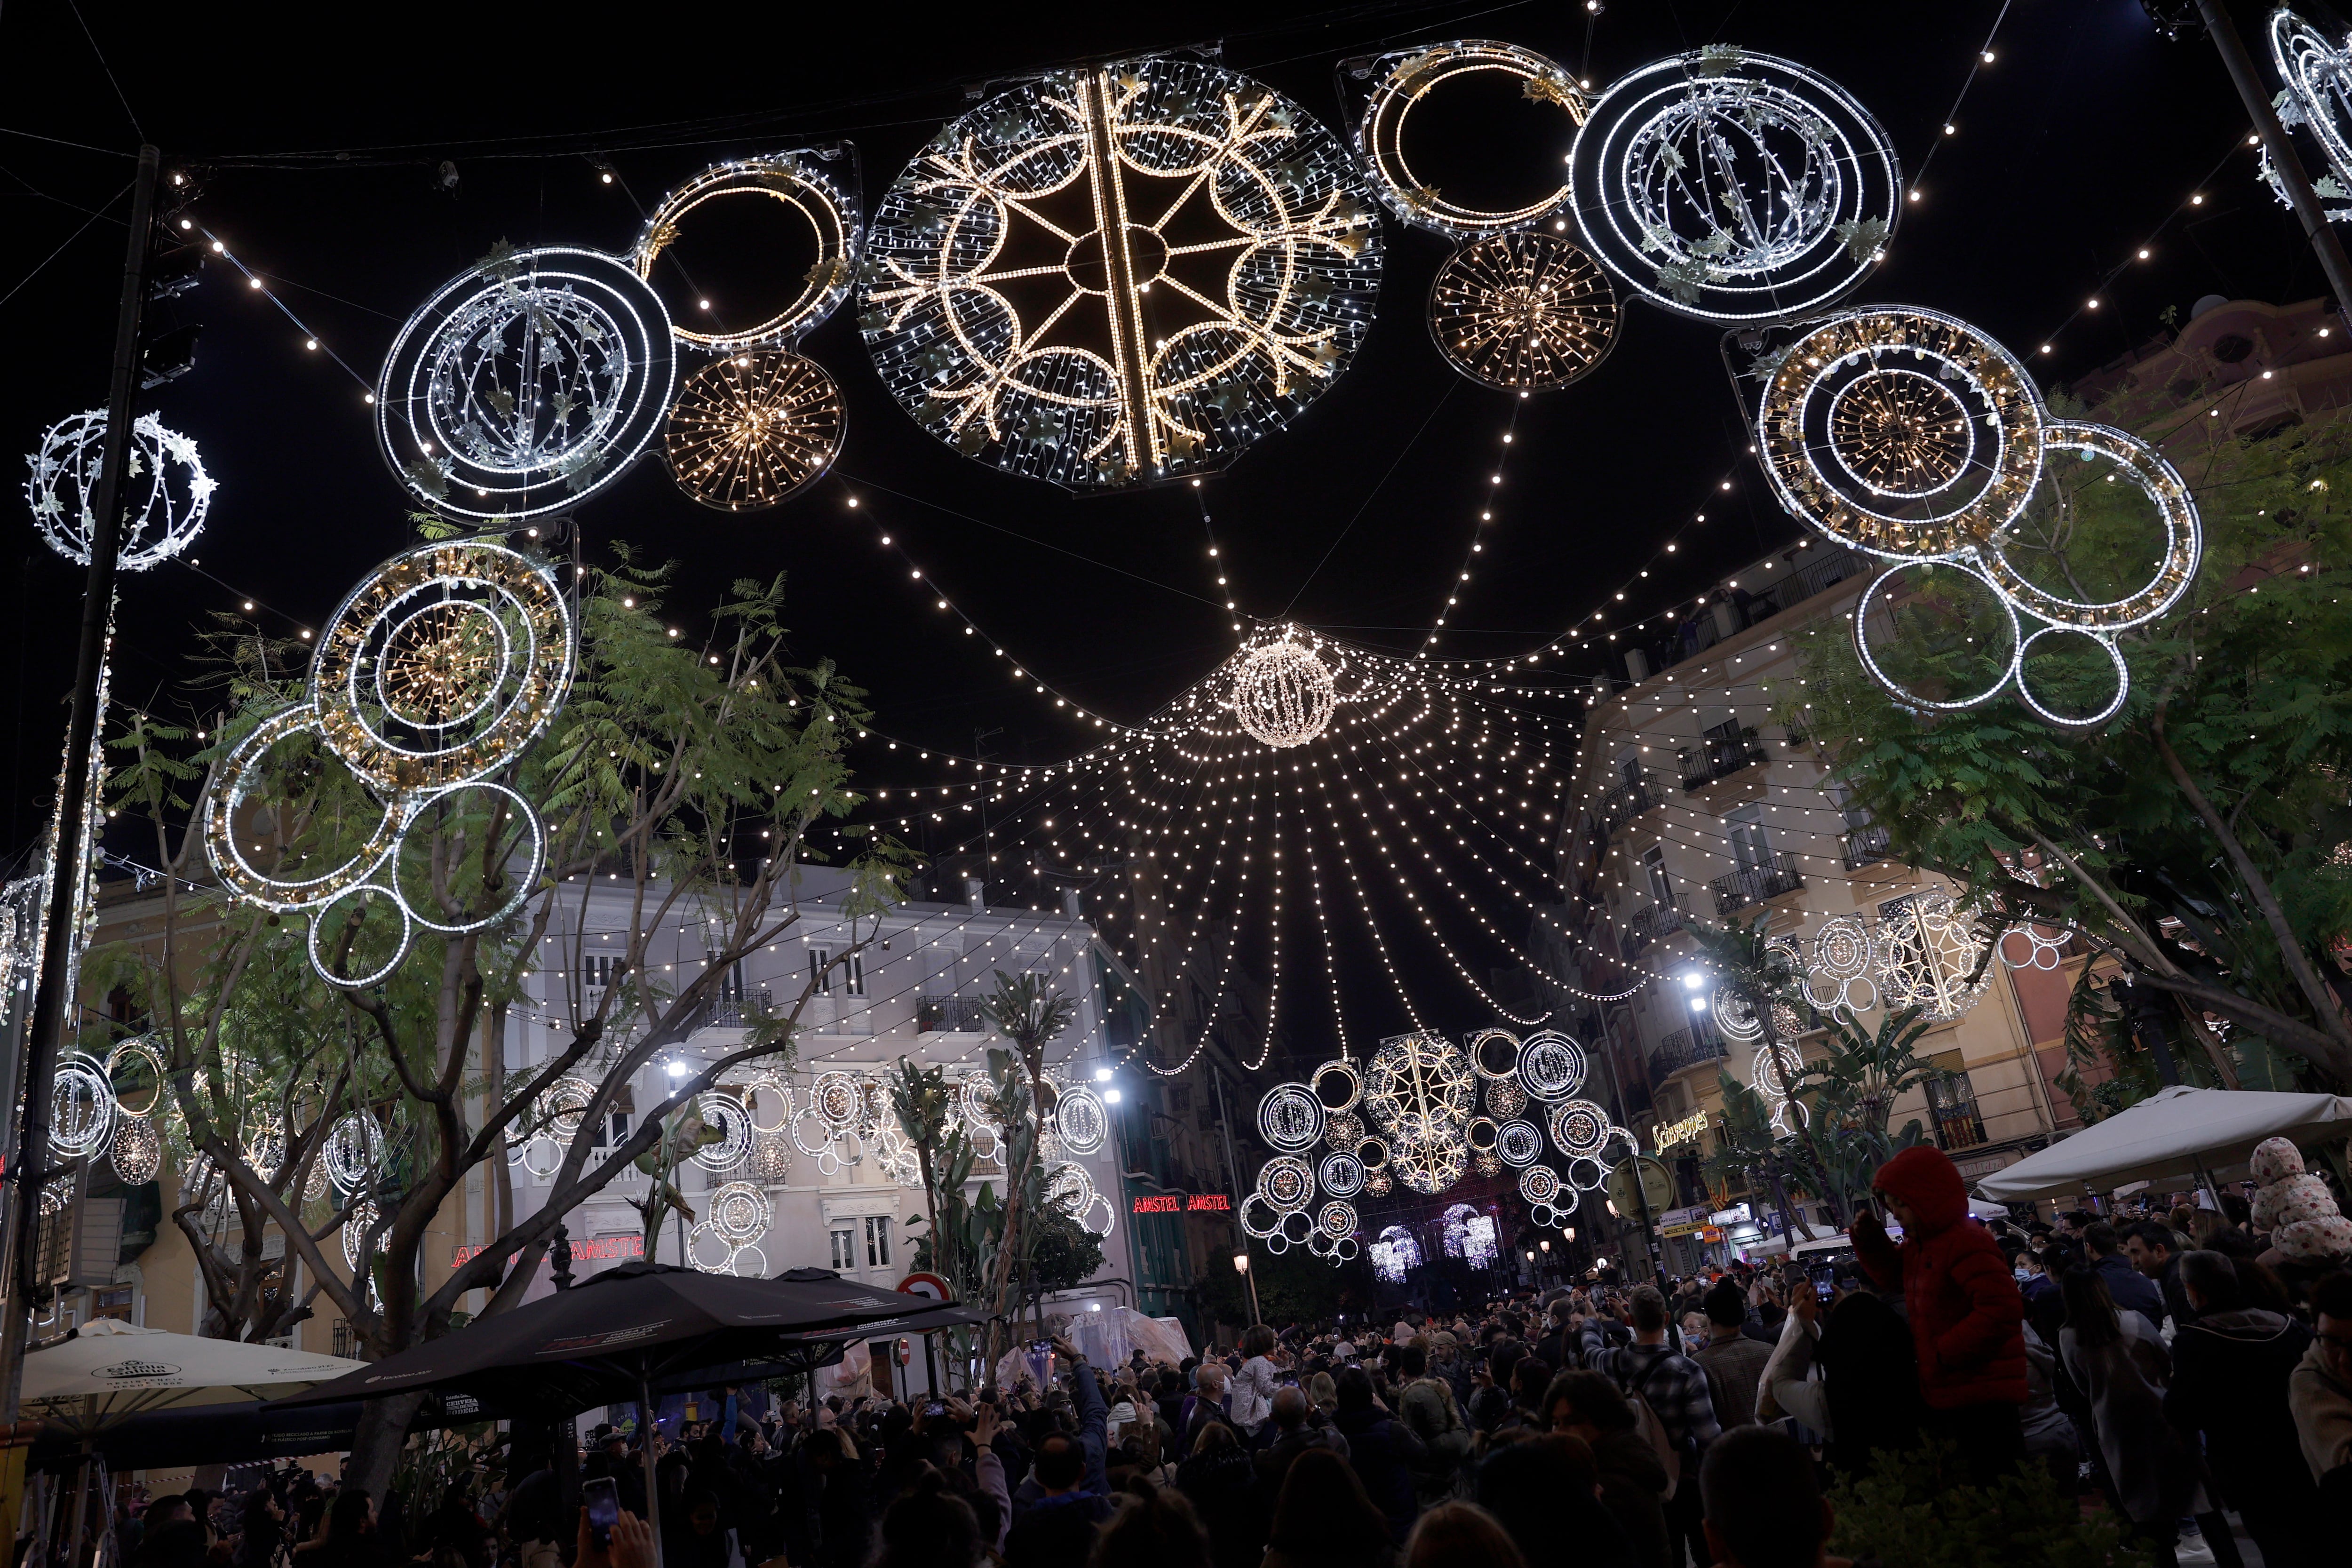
1654, 1110, 1708, 1151
1131, 1192, 1232, 1214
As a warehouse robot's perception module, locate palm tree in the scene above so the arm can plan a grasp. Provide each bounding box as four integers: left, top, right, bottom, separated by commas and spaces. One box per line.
977, 971, 1076, 1362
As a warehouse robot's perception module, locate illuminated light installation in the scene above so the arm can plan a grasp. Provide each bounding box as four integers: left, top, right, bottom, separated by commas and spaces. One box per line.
1805, 914, 1880, 1015
1514, 1028, 1587, 1100
859, 55, 1383, 492
202, 542, 574, 988
1311, 1056, 1364, 1112
1547, 1098, 1612, 1159
109, 1116, 160, 1185
1442, 1202, 1501, 1267
378, 246, 675, 520
1873, 891, 1994, 1022
1573, 48, 1901, 322
1052, 1082, 1110, 1155
1429, 231, 1620, 391
1370, 1223, 1422, 1282
1758, 306, 2201, 726
1258, 1082, 1327, 1150
662, 351, 846, 511
2271, 11, 2352, 200
1232, 631, 1338, 748
26, 411, 215, 570
1319, 1150, 1367, 1196
1256, 1154, 1315, 1213
632, 150, 862, 351
689, 1179, 777, 1277
1349, 40, 1588, 237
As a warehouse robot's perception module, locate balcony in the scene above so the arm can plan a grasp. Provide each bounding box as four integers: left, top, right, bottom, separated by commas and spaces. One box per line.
1620, 899, 1688, 963
1680, 727, 1770, 794
1843, 822, 1894, 872
917, 995, 988, 1035
1649, 1019, 1728, 1090
1599, 772, 1668, 837
1709, 852, 1807, 916
705, 987, 774, 1027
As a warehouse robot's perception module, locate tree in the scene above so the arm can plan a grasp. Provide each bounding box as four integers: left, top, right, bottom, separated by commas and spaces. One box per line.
1682, 914, 1822, 1238
1780, 406, 2352, 1092
96, 543, 909, 1494
974, 971, 1075, 1361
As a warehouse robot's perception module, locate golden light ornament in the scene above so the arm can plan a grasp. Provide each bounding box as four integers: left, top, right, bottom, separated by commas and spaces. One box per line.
1349, 39, 1587, 237
632, 149, 862, 352
1256, 1154, 1315, 1213
1362, 1167, 1394, 1197
1323, 1109, 1366, 1151
1429, 231, 1619, 391
1873, 891, 1995, 1023
859, 55, 1383, 491
1391, 1131, 1470, 1195
1484, 1078, 1528, 1119
109, 1115, 161, 1185
1232, 631, 1337, 748
662, 350, 845, 512
1363, 1033, 1475, 1146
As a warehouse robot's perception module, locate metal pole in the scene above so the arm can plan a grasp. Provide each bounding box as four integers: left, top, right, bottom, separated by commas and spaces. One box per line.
636, 1372, 664, 1566
2192, 0, 2352, 311
1210, 1066, 1259, 1323
0, 145, 159, 1425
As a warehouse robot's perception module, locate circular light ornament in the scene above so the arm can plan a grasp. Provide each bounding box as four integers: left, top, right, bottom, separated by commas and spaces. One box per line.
534, 1075, 600, 1142
1529, 1201, 1559, 1228
860, 56, 1382, 491
1053, 1082, 1110, 1155
1353, 40, 1588, 236
50, 1051, 115, 1159
1712, 984, 1764, 1044
688, 1222, 735, 1273
2000, 921, 2070, 972
1357, 1135, 1391, 1171
1311, 1056, 1364, 1113
1875, 891, 1995, 1022
663, 350, 845, 512
1363, 1033, 1476, 1145
691, 1091, 755, 1172
26, 410, 214, 572
1232, 633, 1337, 749
1573, 47, 1901, 321
1467, 1028, 1520, 1081
1257, 1154, 1315, 1213
1239, 1191, 1285, 1239
1548, 1098, 1611, 1159
632, 151, 861, 351
1807, 915, 1880, 1014
1392, 1134, 1469, 1196
1362, 1167, 1394, 1197
811, 1071, 863, 1130
1565, 1154, 1609, 1192
1045, 1160, 1099, 1218
1258, 1082, 1327, 1150
1316, 1200, 1358, 1241
109, 1116, 161, 1185
730, 1243, 769, 1278
377, 246, 675, 520
1518, 1164, 1562, 1205
104, 1037, 167, 1120
1324, 1110, 1366, 1151
1484, 1078, 1528, 1119
1515, 1029, 1587, 1100
1279, 1210, 1316, 1247
708, 1180, 773, 1244
1495, 1119, 1544, 1167
1319, 1150, 1367, 1197
1752, 1041, 1807, 1100
343, 1200, 381, 1273
1429, 231, 1620, 391
324, 1114, 385, 1191
747, 1125, 794, 1185
2273, 11, 2352, 193
746, 1075, 795, 1133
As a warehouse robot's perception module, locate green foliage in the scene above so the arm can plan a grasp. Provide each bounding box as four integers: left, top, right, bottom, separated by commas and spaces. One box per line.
1029, 1200, 1106, 1293
1827, 1441, 2145, 1568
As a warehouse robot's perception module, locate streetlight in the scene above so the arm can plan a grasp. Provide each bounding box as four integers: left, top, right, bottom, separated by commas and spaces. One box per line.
1232, 1250, 1260, 1324
1232, 1253, 1249, 1274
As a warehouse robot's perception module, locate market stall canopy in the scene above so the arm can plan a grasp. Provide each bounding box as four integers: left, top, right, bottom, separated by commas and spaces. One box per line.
652, 1301, 986, 1393
22, 1320, 366, 1437
1974, 1085, 2352, 1202
267, 1262, 957, 1418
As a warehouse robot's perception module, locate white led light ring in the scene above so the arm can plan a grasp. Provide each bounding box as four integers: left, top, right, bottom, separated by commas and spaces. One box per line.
688, 1222, 735, 1272
1319, 1151, 1366, 1196
1045, 1160, 1097, 1215
1258, 1082, 1327, 1150
1311, 1057, 1363, 1113
957, 1073, 1002, 1131
744, 1076, 795, 1132
2015, 626, 2130, 729
1258, 1154, 1315, 1213
1572, 49, 1901, 322
730, 1243, 769, 1278
1240, 1191, 1285, 1239
521, 1137, 563, 1179
1565, 1154, 1608, 1192
395, 782, 545, 935
811, 1071, 862, 1130
1355, 40, 1586, 236
378, 247, 675, 520
1759, 308, 2043, 557
1854, 561, 2022, 712
324, 1113, 386, 1191
1982, 421, 2200, 632
1467, 1028, 1520, 1080
633, 153, 862, 350
534, 1075, 600, 1141
103, 1037, 167, 1120
1515, 1029, 1587, 1099
50, 1051, 115, 1158
691, 1091, 755, 1171
210, 708, 406, 915
1052, 1083, 1110, 1155
789, 1107, 837, 1160
1549, 1098, 1611, 1159
343, 1200, 380, 1272
1496, 1120, 1544, 1166
1529, 1201, 1559, 1228
2273, 11, 2352, 189
25, 410, 214, 573
1824, 369, 1981, 501
1082, 1194, 1116, 1237
244, 1124, 287, 1182
1713, 984, 1764, 1043
1465, 1115, 1499, 1152
1429, 230, 1621, 392
1809, 914, 1876, 1011
306, 888, 414, 991
1752, 1042, 1806, 1098
1335, 1236, 1359, 1261
1518, 1164, 1561, 1205
1279, 1210, 1316, 1246
2001, 922, 2070, 972
1263, 1230, 1292, 1255
1316, 1199, 1358, 1240
708, 1180, 773, 1244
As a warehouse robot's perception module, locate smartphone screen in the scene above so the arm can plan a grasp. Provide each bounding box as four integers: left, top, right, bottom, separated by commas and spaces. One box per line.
583, 1477, 619, 1544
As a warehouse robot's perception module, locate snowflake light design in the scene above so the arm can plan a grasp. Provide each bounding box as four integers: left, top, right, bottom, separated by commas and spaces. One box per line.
860, 55, 1382, 491
1874, 891, 1994, 1022
1429, 231, 1619, 391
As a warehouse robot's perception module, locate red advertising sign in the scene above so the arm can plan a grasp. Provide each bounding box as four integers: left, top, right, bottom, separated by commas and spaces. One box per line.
1131, 1192, 1233, 1214
453, 1234, 643, 1266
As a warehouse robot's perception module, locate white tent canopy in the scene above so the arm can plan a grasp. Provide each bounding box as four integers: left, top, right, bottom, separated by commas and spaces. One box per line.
1974, 1084, 2352, 1203
23, 1318, 365, 1429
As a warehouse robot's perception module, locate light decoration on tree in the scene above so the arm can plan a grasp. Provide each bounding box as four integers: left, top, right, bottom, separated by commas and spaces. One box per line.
203, 542, 572, 988
689, 1091, 756, 1171
1429, 231, 1620, 391
632, 150, 861, 351
1572, 47, 1901, 321
1348, 40, 1587, 236
1756, 304, 2201, 727
377, 246, 675, 520
1230, 630, 1339, 748
2271, 11, 2352, 206
1713, 983, 1763, 1043
859, 54, 1382, 492
25, 410, 215, 570
662, 350, 846, 511
109, 1115, 160, 1185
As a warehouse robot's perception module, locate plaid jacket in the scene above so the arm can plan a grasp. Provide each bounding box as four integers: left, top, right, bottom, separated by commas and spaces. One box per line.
1577, 1323, 1723, 1449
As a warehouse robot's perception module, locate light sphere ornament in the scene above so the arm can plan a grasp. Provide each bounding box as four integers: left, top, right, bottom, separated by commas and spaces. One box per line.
632, 150, 862, 351
26, 410, 214, 572
1324, 1110, 1366, 1151
859, 56, 1383, 492
747, 1125, 794, 1185
1232, 634, 1337, 749
1572, 47, 1901, 322
1316, 1199, 1358, 1241
2272, 11, 2352, 197
1547, 1098, 1611, 1159
1053, 1082, 1111, 1156
1495, 1119, 1544, 1167
1363, 1167, 1393, 1197
109, 1115, 161, 1185
1474, 1150, 1503, 1177
811, 1071, 863, 1130
377, 246, 675, 520
1319, 1150, 1367, 1197
1515, 1029, 1588, 1100
663, 350, 844, 511
1391, 1132, 1470, 1195
1351, 39, 1589, 237
1258, 1082, 1327, 1150
1518, 1163, 1562, 1205
1429, 231, 1620, 391
1484, 1078, 1528, 1119
1363, 1033, 1476, 1145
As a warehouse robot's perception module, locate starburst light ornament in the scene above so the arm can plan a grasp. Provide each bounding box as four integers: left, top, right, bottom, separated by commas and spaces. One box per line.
1572, 47, 1901, 321
860, 56, 1382, 491
378, 246, 675, 520
1429, 231, 1620, 391
663, 351, 845, 511
1349, 40, 1588, 237
26, 411, 215, 571
1231, 631, 1337, 748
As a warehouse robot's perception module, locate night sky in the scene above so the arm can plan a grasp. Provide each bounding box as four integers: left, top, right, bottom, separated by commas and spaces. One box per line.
0, 0, 2320, 1043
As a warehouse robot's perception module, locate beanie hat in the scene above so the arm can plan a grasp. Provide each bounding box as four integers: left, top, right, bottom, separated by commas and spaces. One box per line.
2249, 1136, 2352, 1264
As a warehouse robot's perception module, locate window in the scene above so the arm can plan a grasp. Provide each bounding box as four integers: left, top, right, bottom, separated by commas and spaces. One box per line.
842, 955, 865, 997
809, 949, 831, 995
1642, 844, 1671, 906
865, 1215, 892, 1269
332, 1319, 352, 1358
829, 1226, 858, 1272
92, 1286, 133, 1323
580, 955, 620, 990
1725, 806, 1772, 871
717, 962, 744, 1007
1616, 750, 1641, 786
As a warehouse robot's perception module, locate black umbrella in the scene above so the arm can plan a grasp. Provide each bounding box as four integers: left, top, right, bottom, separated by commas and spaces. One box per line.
267, 1263, 959, 1551
651, 1301, 986, 1395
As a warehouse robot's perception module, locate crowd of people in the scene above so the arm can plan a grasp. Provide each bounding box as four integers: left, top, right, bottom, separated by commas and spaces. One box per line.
93, 1140, 2352, 1568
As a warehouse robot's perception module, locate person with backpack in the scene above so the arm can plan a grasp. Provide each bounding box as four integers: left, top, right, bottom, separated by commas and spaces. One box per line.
1576, 1285, 1719, 1568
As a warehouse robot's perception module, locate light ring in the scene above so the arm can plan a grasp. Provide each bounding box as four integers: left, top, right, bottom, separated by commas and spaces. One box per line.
1257, 1082, 1327, 1150
1467, 1028, 1520, 1081
1354, 40, 1586, 236
50, 1052, 116, 1159
662, 350, 846, 512
208, 708, 406, 914
1257, 1154, 1315, 1213
1565, 1154, 1609, 1191
306, 887, 415, 990
1853, 561, 2022, 714
1279, 1210, 1316, 1246
2014, 626, 2130, 730
103, 1036, 167, 1120
1548, 1098, 1611, 1159
633, 151, 861, 350
1515, 1029, 1587, 1099
1981, 421, 2201, 633
394, 782, 544, 935
1240, 1192, 1285, 1239
810, 1071, 863, 1130
1319, 1150, 1367, 1197
1311, 1057, 1364, 1113
1053, 1082, 1110, 1155
1496, 1119, 1544, 1167
2273, 11, 2352, 191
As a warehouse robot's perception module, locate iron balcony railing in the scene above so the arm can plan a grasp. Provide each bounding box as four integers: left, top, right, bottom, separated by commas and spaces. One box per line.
917, 995, 988, 1035
1649, 1019, 1728, 1090
1680, 727, 1770, 791
1599, 772, 1666, 836
1709, 851, 1807, 916
1843, 822, 1893, 871
1620, 899, 1688, 963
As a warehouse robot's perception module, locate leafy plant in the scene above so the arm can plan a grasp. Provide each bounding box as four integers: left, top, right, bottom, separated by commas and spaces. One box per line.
1828, 1441, 2145, 1568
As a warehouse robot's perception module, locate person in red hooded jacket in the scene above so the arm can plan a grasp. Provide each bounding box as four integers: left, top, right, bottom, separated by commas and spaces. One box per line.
1851, 1144, 2027, 1483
